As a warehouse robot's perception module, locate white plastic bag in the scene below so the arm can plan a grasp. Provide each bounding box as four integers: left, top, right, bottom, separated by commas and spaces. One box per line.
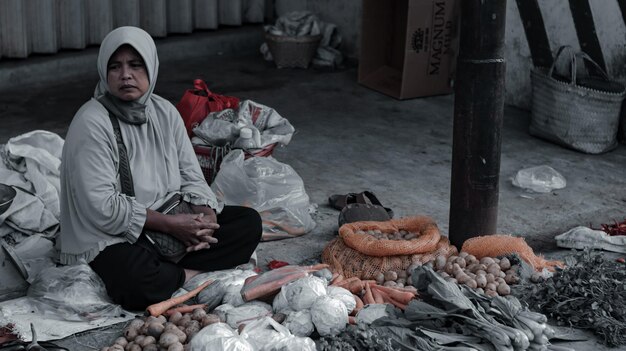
511, 165, 566, 193
283, 276, 327, 311
226, 301, 273, 328
326, 286, 356, 314
310, 295, 348, 336
212, 150, 316, 241
242, 317, 316, 351
189, 322, 254, 351
282, 310, 314, 337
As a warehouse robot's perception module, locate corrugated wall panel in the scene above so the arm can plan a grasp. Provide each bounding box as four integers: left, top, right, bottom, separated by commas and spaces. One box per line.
194, 0, 219, 29
57, 0, 87, 49
140, 0, 167, 37
113, 0, 140, 28
219, 0, 243, 25
167, 0, 194, 33
26, 0, 59, 54
0, 0, 29, 58
86, 0, 113, 45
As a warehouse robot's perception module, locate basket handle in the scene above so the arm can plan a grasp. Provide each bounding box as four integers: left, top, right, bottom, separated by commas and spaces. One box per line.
548, 45, 577, 85
576, 51, 610, 81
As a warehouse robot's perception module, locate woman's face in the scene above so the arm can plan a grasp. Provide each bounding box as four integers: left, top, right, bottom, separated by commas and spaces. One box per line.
106, 45, 149, 101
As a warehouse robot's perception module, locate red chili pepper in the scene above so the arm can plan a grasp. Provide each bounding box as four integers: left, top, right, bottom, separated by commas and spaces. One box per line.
617, 258, 625, 264
267, 260, 290, 270
597, 219, 626, 236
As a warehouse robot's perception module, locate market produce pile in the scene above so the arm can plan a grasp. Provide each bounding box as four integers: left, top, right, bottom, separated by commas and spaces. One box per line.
513, 249, 626, 347
94, 216, 598, 351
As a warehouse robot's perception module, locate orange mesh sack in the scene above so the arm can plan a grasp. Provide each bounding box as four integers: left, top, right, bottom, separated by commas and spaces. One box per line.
322, 236, 457, 280
461, 234, 564, 271
339, 216, 441, 257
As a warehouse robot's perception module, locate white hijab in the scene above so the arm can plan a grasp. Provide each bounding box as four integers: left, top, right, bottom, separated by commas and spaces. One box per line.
94, 26, 160, 123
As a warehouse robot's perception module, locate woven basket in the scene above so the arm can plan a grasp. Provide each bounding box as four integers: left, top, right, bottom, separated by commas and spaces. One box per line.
529, 46, 625, 154
194, 143, 276, 185
265, 33, 322, 69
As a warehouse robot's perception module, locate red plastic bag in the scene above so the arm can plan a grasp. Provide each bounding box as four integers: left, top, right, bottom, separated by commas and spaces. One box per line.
175, 79, 240, 137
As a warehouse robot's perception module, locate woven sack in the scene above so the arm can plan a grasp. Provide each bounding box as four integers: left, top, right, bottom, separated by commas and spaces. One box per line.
322, 236, 457, 280
461, 234, 563, 272
529, 46, 625, 154
339, 216, 441, 257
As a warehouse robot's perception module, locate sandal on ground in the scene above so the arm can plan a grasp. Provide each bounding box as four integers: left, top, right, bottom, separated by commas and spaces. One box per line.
338, 203, 392, 227
358, 191, 394, 218
328, 192, 360, 211
328, 191, 394, 218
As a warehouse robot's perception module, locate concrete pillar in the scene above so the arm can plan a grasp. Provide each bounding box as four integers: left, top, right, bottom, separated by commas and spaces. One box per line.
26, 0, 59, 54
0, 0, 29, 58
86, 0, 113, 45
194, 0, 219, 30
167, 0, 194, 33
113, 0, 140, 28
243, 0, 265, 23
57, 0, 87, 49
140, 0, 167, 37
219, 0, 243, 25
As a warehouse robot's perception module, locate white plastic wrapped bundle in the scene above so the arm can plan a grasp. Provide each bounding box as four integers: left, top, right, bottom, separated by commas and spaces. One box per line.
189, 323, 254, 351
214, 304, 235, 323
283, 276, 327, 311
222, 283, 246, 307
272, 288, 292, 314
283, 310, 314, 337
310, 295, 348, 336
326, 286, 356, 314
226, 301, 273, 328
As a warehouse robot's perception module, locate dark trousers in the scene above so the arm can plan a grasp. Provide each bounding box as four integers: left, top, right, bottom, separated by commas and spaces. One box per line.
89, 206, 262, 310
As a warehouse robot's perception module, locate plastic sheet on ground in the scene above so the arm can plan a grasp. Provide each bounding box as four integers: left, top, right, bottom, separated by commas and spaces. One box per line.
26, 264, 124, 322
0, 297, 132, 342
555, 226, 626, 253
9, 234, 56, 283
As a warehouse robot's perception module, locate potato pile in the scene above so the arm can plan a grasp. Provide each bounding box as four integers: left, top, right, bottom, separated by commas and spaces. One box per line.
356, 229, 417, 240
373, 252, 520, 298
432, 252, 519, 296
101, 308, 220, 351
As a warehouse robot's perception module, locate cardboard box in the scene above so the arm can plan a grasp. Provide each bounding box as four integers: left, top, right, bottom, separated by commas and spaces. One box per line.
358, 0, 460, 99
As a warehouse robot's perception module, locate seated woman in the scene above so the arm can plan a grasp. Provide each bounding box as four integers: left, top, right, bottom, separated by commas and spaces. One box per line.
57, 26, 262, 310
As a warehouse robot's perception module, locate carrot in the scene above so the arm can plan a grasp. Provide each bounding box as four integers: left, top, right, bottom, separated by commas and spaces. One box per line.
352, 295, 364, 315
371, 288, 409, 310
164, 304, 206, 317
242, 271, 308, 302
241, 264, 330, 302
146, 280, 212, 317
334, 276, 357, 288
330, 273, 344, 285
370, 284, 416, 305
348, 316, 356, 325
363, 282, 375, 305
336, 277, 364, 294
371, 288, 384, 304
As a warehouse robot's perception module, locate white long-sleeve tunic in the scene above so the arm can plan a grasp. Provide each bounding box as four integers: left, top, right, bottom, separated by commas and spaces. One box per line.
58, 95, 221, 265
